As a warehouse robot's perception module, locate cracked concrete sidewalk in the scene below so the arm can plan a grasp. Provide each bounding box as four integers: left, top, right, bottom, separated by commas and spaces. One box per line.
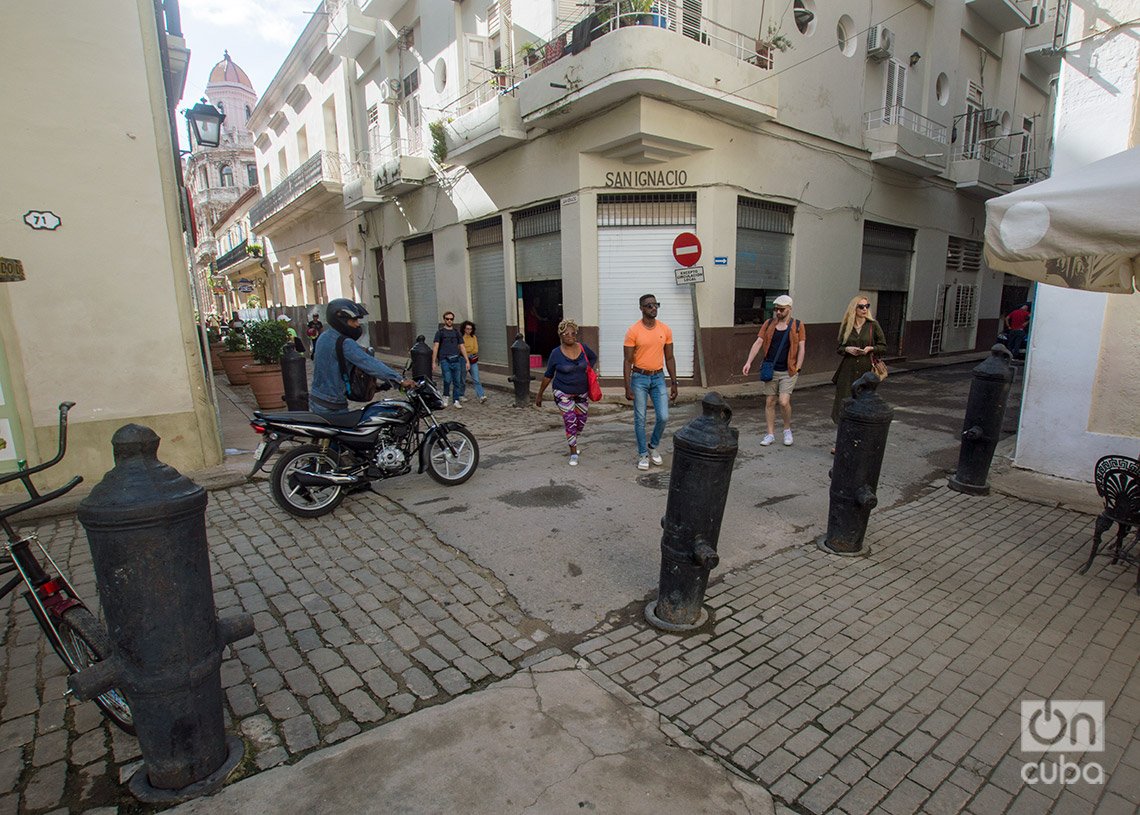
169, 654, 773, 815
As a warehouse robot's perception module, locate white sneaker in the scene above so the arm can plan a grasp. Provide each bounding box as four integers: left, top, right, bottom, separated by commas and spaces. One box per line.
784, 429, 793, 446
442, 398, 451, 408
569, 453, 579, 466
760, 434, 775, 446
637, 456, 650, 471
649, 449, 663, 466
452, 399, 462, 409
480, 395, 487, 403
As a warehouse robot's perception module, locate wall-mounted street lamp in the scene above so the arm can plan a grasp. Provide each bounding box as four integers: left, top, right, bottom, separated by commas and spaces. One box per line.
184, 100, 225, 148
909, 51, 922, 67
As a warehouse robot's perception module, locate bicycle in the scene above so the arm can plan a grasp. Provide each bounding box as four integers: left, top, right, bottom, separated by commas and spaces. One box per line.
0, 402, 134, 733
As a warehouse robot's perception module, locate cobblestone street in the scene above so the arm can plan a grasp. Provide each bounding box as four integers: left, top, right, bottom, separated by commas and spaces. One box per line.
577, 488, 1140, 815
0, 482, 561, 813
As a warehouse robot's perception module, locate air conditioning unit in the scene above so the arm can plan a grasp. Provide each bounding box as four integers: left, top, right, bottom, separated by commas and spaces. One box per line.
380, 79, 401, 105
867, 25, 894, 61
983, 107, 1006, 126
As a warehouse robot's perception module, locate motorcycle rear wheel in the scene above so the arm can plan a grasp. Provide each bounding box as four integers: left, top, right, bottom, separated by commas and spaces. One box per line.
270, 444, 346, 518
426, 427, 479, 486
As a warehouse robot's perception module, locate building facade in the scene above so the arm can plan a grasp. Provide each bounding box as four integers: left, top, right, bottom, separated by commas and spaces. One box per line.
1, 0, 221, 488
252, 0, 1062, 382
184, 52, 261, 314
1012, 0, 1139, 481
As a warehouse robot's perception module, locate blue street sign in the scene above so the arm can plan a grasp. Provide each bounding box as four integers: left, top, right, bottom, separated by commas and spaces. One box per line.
714, 257, 728, 266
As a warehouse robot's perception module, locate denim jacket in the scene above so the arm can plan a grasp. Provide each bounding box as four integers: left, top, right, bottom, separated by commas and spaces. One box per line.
310, 329, 402, 407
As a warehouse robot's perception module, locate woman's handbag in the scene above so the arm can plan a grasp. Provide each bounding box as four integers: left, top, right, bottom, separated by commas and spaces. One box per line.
870, 353, 888, 380
582, 346, 603, 402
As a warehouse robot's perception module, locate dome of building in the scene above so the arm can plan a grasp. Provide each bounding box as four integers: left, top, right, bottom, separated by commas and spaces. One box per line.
208, 51, 253, 90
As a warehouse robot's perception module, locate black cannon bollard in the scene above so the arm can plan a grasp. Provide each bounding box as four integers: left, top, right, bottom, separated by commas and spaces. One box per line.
949, 344, 1014, 496
281, 343, 308, 411
410, 335, 433, 381
818, 373, 894, 557
508, 333, 532, 408
646, 393, 738, 631
70, 426, 255, 803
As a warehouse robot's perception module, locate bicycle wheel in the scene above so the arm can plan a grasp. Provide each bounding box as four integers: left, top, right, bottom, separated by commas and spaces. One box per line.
55, 607, 135, 735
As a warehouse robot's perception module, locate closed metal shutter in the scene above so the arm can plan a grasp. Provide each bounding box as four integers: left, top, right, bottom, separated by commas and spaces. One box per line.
859, 221, 915, 291
467, 218, 507, 365
513, 202, 561, 283
597, 193, 697, 378
404, 236, 438, 341
736, 198, 793, 289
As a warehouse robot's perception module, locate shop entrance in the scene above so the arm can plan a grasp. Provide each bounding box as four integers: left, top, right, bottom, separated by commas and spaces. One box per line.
517, 280, 562, 363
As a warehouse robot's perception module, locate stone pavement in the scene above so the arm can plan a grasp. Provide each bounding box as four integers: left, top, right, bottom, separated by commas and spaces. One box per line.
576, 487, 1140, 814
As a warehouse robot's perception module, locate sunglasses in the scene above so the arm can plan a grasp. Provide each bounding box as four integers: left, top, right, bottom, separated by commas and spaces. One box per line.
443, 317, 454, 322
641, 303, 660, 309
856, 304, 870, 310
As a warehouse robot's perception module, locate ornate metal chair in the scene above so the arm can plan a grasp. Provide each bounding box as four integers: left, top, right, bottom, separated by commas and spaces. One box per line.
1079, 455, 1140, 593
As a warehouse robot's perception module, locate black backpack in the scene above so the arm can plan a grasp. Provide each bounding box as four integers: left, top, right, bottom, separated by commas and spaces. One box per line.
336, 336, 378, 402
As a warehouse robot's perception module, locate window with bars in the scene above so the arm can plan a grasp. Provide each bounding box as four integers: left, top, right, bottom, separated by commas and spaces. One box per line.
952, 285, 977, 328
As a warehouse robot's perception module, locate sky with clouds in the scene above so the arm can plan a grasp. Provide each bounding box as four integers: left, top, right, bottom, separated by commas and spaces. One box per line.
176, 0, 316, 143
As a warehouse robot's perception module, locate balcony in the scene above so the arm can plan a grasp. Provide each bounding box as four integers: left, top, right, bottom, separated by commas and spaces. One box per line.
327, 0, 374, 60
370, 139, 433, 196
948, 142, 1016, 199
215, 239, 265, 273
442, 81, 526, 167
359, 0, 402, 19
342, 153, 386, 210
250, 151, 347, 232
863, 106, 948, 176
193, 185, 243, 213
194, 236, 217, 264
513, 7, 778, 134
965, 0, 1032, 32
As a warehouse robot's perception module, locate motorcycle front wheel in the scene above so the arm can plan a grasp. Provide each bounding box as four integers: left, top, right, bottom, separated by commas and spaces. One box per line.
426, 427, 479, 486
270, 444, 346, 518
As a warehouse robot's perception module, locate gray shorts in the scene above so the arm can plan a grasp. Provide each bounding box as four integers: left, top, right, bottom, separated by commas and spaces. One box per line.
760, 371, 797, 397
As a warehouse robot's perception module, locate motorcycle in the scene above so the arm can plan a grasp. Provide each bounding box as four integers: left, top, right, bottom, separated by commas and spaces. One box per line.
248, 378, 478, 518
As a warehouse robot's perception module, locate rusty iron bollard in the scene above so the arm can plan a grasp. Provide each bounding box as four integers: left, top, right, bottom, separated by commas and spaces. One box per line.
646, 392, 738, 631
410, 334, 433, 381
818, 372, 894, 557
281, 343, 309, 411
508, 333, 532, 408
948, 344, 1014, 496
70, 425, 255, 803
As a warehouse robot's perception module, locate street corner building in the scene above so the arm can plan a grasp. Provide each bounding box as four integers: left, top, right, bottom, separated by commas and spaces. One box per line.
246, 0, 1061, 386
0, 0, 222, 491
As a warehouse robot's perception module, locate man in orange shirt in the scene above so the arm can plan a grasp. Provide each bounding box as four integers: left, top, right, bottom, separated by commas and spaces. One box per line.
623, 293, 678, 471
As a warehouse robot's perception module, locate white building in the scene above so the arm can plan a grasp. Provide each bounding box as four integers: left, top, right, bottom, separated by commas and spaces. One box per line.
1012, 0, 1139, 481
252, 0, 1061, 381
184, 52, 261, 314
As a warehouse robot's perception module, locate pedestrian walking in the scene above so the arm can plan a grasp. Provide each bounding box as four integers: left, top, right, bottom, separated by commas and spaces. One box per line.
432, 311, 469, 408
458, 320, 488, 403
1002, 302, 1031, 358
623, 293, 678, 471
535, 319, 598, 466
278, 314, 305, 354
306, 312, 324, 359
831, 295, 887, 451
741, 294, 806, 446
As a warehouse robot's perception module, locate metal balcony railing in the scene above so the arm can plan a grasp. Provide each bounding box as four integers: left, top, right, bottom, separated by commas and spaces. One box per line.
250, 151, 347, 228
953, 141, 1016, 170
863, 105, 949, 143
215, 239, 252, 271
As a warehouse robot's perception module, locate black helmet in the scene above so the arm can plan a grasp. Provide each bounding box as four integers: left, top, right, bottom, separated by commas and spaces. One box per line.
327, 298, 368, 340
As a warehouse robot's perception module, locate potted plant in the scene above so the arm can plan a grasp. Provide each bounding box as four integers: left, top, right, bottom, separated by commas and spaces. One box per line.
218, 325, 254, 386
242, 319, 292, 409
755, 22, 792, 69
246, 242, 263, 258
206, 322, 224, 369
429, 120, 448, 166
520, 42, 541, 68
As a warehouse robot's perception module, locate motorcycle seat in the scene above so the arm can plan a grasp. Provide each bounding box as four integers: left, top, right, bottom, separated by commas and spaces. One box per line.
258, 410, 364, 428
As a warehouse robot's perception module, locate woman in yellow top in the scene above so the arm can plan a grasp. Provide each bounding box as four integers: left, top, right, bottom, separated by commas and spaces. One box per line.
458, 321, 487, 403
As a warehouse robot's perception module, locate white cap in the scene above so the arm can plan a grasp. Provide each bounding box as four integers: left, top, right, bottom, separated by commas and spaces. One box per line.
773, 294, 793, 307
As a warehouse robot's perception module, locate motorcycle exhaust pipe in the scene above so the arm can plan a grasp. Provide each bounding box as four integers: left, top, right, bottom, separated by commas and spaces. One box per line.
292, 471, 362, 487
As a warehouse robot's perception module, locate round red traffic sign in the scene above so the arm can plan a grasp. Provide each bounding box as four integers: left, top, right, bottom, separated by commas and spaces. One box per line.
672, 232, 702, 268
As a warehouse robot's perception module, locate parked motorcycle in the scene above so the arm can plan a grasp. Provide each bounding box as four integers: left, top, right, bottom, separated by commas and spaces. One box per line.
248, 378, 478, 518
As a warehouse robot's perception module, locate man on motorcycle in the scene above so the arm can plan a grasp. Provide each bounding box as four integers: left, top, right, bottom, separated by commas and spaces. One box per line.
310, 299, 414, 417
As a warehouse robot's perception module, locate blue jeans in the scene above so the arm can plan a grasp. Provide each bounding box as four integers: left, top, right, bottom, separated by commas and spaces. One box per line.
441, 356, 465, 401
631, 371, 668, 456
468, 362, 486, 399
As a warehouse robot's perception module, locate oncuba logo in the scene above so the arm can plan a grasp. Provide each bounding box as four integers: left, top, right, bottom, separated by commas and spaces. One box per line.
1020, 700, 1105, 785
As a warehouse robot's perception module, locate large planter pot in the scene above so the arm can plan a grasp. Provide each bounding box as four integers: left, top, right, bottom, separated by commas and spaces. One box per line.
209, 342, 224, 371
219, 350, 255, 385
243, 363, 285, 410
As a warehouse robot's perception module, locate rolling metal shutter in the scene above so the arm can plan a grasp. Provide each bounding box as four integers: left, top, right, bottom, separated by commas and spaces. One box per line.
736, 198, 793, 289
467, 218, 507, 365
859, 221, 915, 291
596, 193, 697, 378
404, 236, 438, 342
513, 202, 561, 283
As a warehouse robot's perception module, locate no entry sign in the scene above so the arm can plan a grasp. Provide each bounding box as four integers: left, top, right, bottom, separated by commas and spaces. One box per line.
672, 232, 702, 267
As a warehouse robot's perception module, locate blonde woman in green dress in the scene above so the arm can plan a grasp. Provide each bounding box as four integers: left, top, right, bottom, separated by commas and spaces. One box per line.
831, 295, 887, 435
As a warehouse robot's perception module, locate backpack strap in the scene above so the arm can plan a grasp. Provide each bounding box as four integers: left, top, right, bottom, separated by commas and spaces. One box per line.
335, 335, 350, 393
